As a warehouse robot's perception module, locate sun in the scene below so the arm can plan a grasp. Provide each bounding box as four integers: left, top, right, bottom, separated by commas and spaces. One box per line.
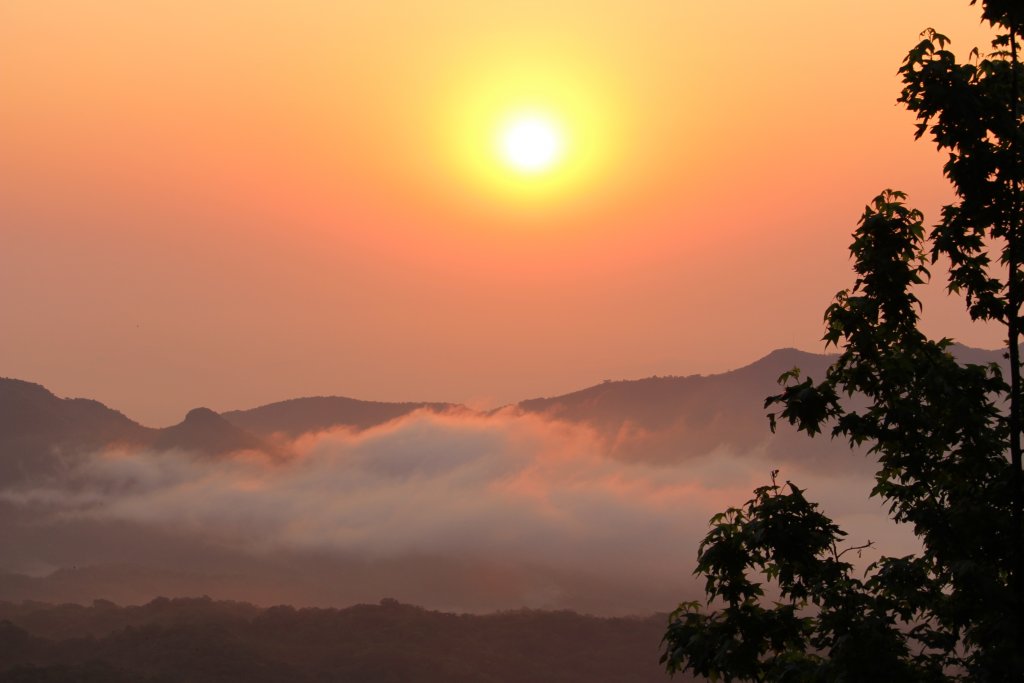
498, 114, 564, 174
440, 58, 620, 206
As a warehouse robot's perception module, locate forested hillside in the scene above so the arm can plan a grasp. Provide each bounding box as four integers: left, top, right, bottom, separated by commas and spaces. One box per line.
0, 598, 678, 682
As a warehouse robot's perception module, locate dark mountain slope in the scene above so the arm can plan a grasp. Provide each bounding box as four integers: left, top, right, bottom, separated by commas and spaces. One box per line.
0, 379, 153, 481
514, 348, 836, 462
0, 381, 272, 477
0, 379, 149, 445
0, 598, 679, 683
3, 344, 1003, 473
518, 347, 833, 432
513, 344, 1004, 465
221, 396, 455, 438
152, 407, 270, 457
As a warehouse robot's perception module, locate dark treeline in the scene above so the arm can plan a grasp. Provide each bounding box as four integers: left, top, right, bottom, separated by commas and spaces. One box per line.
0, 597, 679, 682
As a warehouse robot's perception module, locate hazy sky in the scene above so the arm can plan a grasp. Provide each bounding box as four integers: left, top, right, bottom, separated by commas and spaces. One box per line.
1, 1, 1005, 426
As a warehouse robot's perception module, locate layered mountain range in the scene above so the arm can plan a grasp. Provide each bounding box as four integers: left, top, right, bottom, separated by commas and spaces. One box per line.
0, 345, 1006, 615
2, 347, 841, 473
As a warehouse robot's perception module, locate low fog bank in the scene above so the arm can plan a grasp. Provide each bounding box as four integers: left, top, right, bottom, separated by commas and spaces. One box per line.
0, 407, 905, 615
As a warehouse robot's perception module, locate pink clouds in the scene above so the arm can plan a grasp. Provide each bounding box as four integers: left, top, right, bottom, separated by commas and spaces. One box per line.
1, 408, 905, 613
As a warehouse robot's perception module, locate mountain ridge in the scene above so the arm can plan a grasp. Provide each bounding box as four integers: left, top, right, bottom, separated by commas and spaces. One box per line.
0, 343, 1008, 616
0, 596, 677, 682
0, 342, 1005, 473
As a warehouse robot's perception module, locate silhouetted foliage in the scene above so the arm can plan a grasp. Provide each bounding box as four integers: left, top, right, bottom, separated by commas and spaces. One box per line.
663, 2, 1024, 680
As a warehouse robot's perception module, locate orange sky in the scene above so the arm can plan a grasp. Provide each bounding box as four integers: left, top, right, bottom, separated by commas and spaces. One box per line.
0, 1, 1005, 426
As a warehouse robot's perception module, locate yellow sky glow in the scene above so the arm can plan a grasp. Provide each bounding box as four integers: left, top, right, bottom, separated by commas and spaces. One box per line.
441, 57, 620, 207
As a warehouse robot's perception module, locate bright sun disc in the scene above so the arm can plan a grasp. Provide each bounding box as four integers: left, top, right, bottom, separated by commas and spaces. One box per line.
499, 115, 563, 174
443, 60, 619, 206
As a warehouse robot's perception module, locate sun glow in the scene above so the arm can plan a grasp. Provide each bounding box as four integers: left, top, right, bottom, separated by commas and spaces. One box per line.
498, 114, 564, 174
440, 57, 620, 207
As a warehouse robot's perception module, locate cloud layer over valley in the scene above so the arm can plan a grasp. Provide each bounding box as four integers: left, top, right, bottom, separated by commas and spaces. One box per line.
0, 348, 938, 614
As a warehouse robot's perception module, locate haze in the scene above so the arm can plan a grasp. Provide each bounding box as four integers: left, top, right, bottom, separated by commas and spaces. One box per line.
2, 349, 927, 614
0, 1, 1006, 426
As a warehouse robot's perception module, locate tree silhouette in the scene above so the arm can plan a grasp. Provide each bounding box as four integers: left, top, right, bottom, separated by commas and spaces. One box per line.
663, 2, 1024, 680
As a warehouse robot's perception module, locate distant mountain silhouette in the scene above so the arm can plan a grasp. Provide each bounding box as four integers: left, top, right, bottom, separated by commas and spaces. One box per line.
0, 381, 271, 477
0, 345, 1007, 617
2, 344, 1006, 475
152, 407, 271, 458
0, 597, 678, 683
221, 396, 455, 438
512, 344, 1006, 466
518, 348, 833, 429
515, 348, 834, 460
511, 348, 840, 465
0, 378, 153, 481
0, 379, 149, 444
0, 546, 681, 616
0, 381, 455, 482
